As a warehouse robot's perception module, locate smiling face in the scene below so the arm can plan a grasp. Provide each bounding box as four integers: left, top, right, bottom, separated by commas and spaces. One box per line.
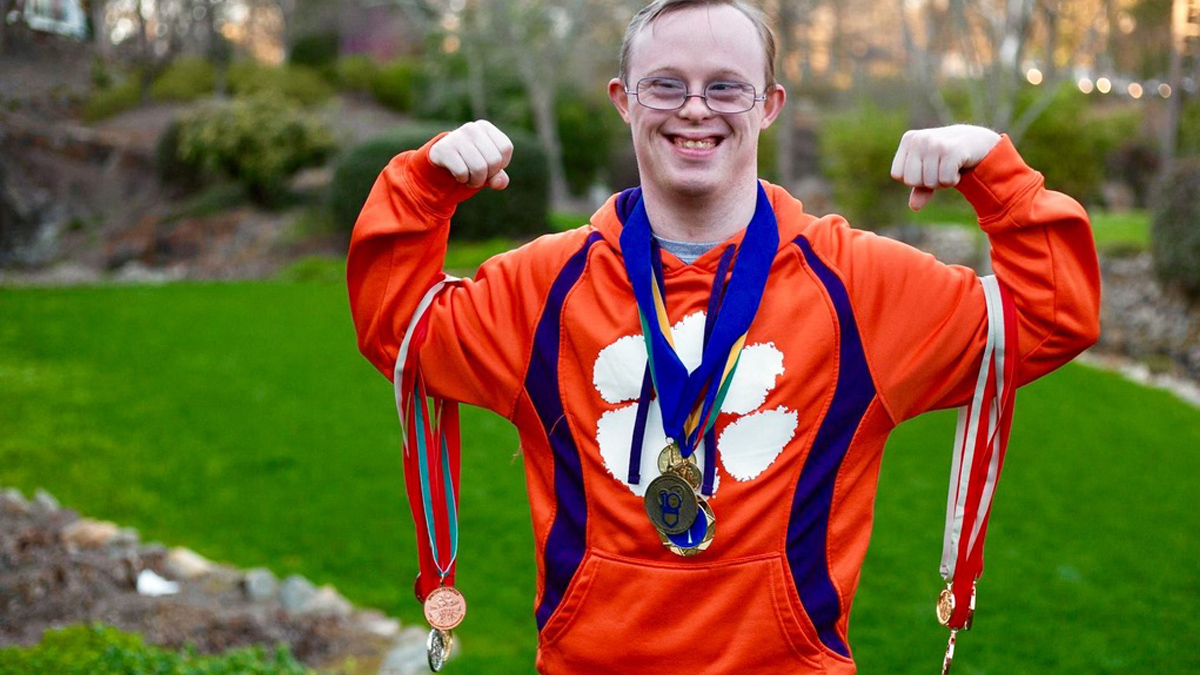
608, 4, 784, 203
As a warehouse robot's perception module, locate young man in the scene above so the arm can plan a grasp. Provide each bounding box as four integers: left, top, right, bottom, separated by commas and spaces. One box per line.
348, 1, 1100, 672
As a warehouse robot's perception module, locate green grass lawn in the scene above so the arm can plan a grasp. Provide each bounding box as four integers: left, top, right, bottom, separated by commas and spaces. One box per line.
2, 282, 1197, 674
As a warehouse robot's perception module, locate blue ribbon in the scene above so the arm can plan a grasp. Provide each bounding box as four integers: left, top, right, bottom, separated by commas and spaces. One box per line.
619, 183, 778, 457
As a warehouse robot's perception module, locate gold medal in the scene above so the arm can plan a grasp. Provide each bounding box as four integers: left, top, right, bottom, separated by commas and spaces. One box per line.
423, 585, 467, 631
426, 627, 452, 672
644, 472, 699, 535
657, 442, 685, 474
936, 587, 954, 626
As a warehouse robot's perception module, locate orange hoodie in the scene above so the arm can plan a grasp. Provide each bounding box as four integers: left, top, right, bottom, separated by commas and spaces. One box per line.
347, 134, 1100, 674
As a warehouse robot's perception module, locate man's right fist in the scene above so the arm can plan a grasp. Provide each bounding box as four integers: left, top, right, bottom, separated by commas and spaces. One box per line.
429, 120, 514, 190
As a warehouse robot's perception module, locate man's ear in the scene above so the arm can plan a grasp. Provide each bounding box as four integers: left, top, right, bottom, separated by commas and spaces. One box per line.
759, 84, 787, 130
608, 78, 632, 124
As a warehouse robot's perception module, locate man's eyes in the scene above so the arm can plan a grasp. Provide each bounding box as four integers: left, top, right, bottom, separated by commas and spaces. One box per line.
646, 78, 687, 93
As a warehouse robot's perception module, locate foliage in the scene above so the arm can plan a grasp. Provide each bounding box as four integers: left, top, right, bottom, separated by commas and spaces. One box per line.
289, 31, 340, 73
1179, 98, 1200, 159
2, 285, 1199, 674
331, 123, 549, 240
150, 58, 216, 102
1007, 84, 1131, 206
369, 59, 420, 114
555, 91, 621, 197
155, 118, 207, 194
334, 55, 379, 95
82, 78, 141, 123
1150, 158, 1200, 299
0, 623, 312, 675
227, 61, 334, 107
172, 94, 334, 205
819, 102, 910, 229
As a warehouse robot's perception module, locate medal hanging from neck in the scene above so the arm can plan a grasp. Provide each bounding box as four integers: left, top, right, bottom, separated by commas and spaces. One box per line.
619, 183, 778, 556
395, 278, 465, 672
936, 275, 1017, 674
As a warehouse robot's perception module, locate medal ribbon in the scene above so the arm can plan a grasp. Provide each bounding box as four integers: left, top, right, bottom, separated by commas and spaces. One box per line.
396, 277, 463, 603
619, 183, 778, 462
939, 275, 1018, 629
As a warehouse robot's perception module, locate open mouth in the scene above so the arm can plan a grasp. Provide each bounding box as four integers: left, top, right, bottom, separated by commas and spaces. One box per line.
668, 135, 720, 151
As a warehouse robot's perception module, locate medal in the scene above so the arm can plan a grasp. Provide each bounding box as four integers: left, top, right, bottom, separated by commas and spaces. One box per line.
644, 471, 699, 535
933, 275, 1017, 672
394, 278, 470, 667
619, 184, 778, 554
426, 627, 452, 672
423, 584, 467, 631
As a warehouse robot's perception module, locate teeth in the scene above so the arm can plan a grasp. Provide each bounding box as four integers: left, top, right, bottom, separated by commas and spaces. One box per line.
675, 138, 715, 149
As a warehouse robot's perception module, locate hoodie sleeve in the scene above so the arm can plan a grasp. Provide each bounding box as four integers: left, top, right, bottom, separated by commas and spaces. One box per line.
811, 134, 1101, 423
346, 135, 586, 417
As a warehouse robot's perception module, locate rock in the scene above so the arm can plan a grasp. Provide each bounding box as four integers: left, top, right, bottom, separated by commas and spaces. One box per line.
165, 547, 214, 579
32, 488, 60, 514
112, 527, 140, 548
61, 518, 121, 548
378, 626, 456, 675
1, 488, 31, 514
280, 574, 318, 614
243, 567, 279, 602
136, 568, 180, 596
300, 585, 353, 618
354, 609, 401, 638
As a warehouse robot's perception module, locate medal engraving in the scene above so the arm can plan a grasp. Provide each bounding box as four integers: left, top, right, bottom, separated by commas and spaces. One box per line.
426, 628, 452, 672
644, 473, 698, 535
657, 442, 685, 474
423, 585, 467, 631
936, 587, 954, 626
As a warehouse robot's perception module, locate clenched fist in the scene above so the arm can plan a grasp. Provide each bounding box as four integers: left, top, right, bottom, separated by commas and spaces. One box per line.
429, 120, 514, 190
890, 125, 1002, 211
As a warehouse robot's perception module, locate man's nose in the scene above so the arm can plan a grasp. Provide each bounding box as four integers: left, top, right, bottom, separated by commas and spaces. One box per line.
677, 93, 713, 119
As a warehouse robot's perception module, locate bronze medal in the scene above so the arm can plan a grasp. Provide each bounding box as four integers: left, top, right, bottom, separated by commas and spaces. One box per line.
644, 472, 698, 535
424, 585, 467, 631
426, 627, 452, 672
668, 458, 702, 490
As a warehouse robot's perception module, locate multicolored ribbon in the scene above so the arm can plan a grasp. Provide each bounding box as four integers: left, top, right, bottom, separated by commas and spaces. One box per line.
940, 274, 1018, 630
619, 183, 778, 476
395, 277, 462, 603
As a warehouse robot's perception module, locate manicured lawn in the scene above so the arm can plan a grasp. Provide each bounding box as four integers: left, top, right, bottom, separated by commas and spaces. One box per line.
1, 282, 1197, 674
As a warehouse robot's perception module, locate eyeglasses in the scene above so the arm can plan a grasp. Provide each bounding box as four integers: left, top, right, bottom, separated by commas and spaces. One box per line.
626, 76, 768, 114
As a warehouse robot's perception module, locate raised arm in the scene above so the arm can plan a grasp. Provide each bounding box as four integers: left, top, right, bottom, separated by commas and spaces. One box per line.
825, 125, 1101, 422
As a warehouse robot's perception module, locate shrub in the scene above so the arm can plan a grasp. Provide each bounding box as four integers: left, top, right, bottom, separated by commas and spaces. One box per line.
150, 57, 216, 102
335, 55, 379, 94
1150, 158, 1200, 300
289, 31, 339, 72
83, 78, 141, 123
173, 93, 335, 205
819, 102, 910, 229
1013, 84, 1114, 206
556, 91, 621, 196
227, 61, 334, 107
155, 117, 207, 193
331, 123, 549, 240
0, 623, 314, 675
370, 58, 420, 114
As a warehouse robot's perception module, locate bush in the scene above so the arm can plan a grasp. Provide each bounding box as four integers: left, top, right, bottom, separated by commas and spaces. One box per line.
1150, 158, 1200, 300
1013, 84, 1115, 206
335, 55, 379, 94
556, 91, 621, 196
150, 57, 216, 102
289, 31, 339, 72
83, 78, 141, 123
331, 123, 549, 240
0, 623, 313, 675
173, 93, 335, 205
819, 102, 910, 229
155, 117, 207, 193
370, 58, 420, 113
227, 61, 334, 107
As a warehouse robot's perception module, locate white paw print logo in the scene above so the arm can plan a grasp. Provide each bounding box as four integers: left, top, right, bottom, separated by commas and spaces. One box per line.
592, 312, 798, 497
